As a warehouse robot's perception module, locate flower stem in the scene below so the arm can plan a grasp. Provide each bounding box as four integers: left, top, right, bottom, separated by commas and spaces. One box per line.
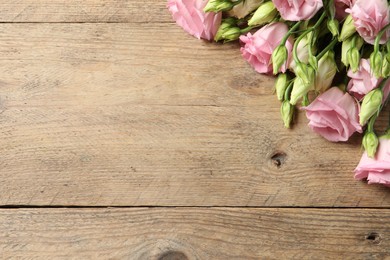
293, 12, 327, 64
367, 113, 377, 132
280, 21, 303, 45
284, 81, 294, 101
316, 37, 338, 60
374, 23, 390, 52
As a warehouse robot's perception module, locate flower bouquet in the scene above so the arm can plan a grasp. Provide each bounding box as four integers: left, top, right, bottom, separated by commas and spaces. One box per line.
167, 0, 390, 187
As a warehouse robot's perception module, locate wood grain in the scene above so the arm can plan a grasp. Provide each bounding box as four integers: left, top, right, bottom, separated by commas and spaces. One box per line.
0, 1, 169, 23
0, 23, 389, 207
1, 207, 390, 259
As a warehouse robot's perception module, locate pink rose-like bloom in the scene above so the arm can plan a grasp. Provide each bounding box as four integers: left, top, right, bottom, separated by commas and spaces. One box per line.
334, 0, 355, 20
302, 87, 362, 142
167, 0, 222, 41
239, 22, 293, 74
347, 0, 390, 44
347, 59, 381, 100
272, 0, 323, 21
355, 138, 390, 187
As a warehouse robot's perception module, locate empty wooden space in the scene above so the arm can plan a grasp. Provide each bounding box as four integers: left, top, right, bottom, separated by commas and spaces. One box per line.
0, 1, 389, 259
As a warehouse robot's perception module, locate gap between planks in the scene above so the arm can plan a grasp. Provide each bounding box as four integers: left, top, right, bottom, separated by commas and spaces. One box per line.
1, 206, 390, 209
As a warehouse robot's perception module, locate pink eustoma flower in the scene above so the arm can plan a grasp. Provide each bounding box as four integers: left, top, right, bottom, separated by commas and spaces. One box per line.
347, 59, 381, 100
167, 0, 222, 41
239, 22, 293, 74
334, 0, 355, 21
355, 138, 390, 187
272, 0, 323, 21
347, 0, 390, 44
302, 87, 363, 142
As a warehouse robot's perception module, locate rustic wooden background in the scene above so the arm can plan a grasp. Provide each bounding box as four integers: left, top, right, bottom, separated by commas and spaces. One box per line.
0, 1, 389, 259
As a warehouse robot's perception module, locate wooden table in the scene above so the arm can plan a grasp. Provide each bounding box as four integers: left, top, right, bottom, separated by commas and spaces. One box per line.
0, 1, 389, 259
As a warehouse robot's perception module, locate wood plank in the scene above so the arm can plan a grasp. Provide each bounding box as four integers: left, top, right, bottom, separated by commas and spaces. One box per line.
0, 1, 169, 23
0, 207, 390, 259
0, 23, 389, 207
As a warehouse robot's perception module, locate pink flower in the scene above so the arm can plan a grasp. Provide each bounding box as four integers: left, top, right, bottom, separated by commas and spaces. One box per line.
347, 59, 381, 100
167, 0, 222, 41
302, 87, 362, 142
272, 0, 323, 21
334, 0, 355, 21
239, 22, 293, 74
355, 138, 390, 187
347, 0, 390, 44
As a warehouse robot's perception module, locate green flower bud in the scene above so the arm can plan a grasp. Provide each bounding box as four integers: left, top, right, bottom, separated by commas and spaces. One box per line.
204, 0, 219, 12
214, 18, 241, 42
339, 15, 356, 41
221, 27, 241, 42
366, 134, 380, 156
327, 19, 339, 37
370, 51, 383, 78
290, 76, 314, 105
248, 1, 277, 26
214, 21, 232, 42
271, 45, 288, 75
294, 63, 315, 86
341, 35, 363, 67
204, 0, 233, 12
359, 89, 383, 125
347, 47, 360, 72
362, 131, 379, 158
275, 73, 289, 101
315, 51, 337, 93
328, 0, 336, 18
281, 100, 294, 128
217, 2, 234, 11
382, 53, 390, 77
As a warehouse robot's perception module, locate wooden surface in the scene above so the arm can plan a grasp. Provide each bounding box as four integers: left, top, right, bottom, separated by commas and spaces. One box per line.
0, 1, 389, 258
1, 208, 390, 259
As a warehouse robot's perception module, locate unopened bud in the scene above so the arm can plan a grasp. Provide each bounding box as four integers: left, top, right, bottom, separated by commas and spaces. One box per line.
382, 53, 390, 77
271, 45, 288, 74
275, 73, 289, 101
295, 63, 315, 86
204, 0, 233, 12
347, 47, 360, 72
315, 51, 337, 93
341, 35, 363, 67
281, 100, 294, 128
214, 21, 232, 42
360, 89, 383, 125
290, 77, 314, 105
327, 19, 339, 37
370, 51, 383, 78
248, 1, 277, 26
223, 27, 241, 41
339, 15, 356, 41
362, 131, 379, 158
214, 18, 241, 42
289, 34, 312, 72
